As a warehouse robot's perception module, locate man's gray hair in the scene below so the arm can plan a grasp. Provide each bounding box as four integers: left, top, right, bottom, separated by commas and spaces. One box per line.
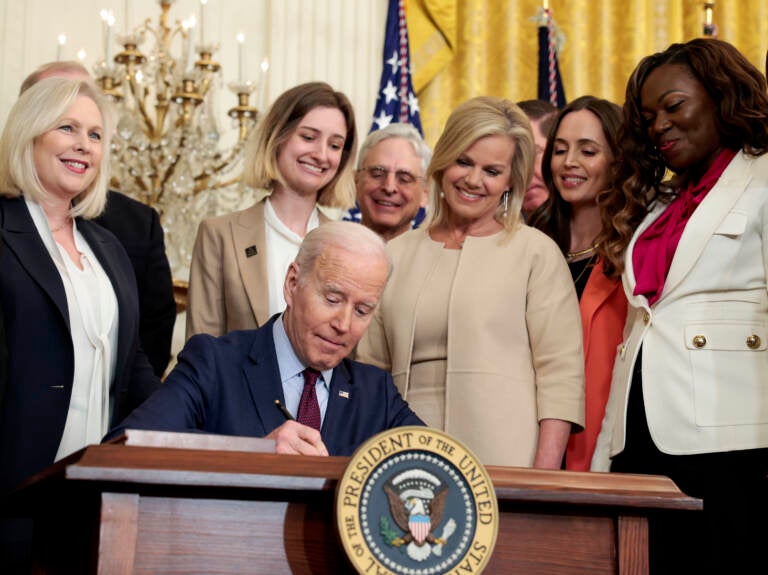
295, 221, 392, 281
356, 123, 432, 175
20, 61, 91, 95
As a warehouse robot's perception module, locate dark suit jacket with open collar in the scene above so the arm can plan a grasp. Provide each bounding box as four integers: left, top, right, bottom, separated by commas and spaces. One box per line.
0, 196, 160, 492
107, 315, 425, 456
94, 190, 176, 378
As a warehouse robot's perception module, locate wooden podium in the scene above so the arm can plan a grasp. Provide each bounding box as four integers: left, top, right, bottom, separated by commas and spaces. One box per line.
5, 432, 701, 575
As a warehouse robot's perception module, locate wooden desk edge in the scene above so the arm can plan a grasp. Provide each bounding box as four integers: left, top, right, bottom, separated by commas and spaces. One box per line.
4, 444, 701, 513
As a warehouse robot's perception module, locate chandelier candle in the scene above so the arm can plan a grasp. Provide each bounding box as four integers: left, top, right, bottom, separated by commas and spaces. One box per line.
200, 0, 208, 44
237, 33, 245, 83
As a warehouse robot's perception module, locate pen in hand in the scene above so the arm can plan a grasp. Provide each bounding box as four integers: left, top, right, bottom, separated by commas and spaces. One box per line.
274, 399, 295, 421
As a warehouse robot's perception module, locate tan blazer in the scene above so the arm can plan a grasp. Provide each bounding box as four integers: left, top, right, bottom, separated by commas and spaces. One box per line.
592, 152, 768, 470
356, 227, 585, 467
186, 197, 330, 338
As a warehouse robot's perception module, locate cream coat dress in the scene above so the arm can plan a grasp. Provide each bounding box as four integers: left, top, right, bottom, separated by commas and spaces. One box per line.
356, 226, 585, 467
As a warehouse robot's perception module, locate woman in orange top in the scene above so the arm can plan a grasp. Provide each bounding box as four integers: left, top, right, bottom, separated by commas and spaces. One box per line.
530, 96, 627, 470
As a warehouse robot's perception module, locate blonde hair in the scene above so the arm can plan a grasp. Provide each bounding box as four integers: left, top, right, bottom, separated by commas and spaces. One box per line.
0, 77, 115, 219
241, 81, 357, 209
427, 96, 534, 234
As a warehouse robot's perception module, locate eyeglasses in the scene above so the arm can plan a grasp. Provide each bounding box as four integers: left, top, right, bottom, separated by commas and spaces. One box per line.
359, 166, 424, 187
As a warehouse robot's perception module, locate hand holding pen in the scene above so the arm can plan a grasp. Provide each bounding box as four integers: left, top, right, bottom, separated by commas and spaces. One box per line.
269, 399, 328, 456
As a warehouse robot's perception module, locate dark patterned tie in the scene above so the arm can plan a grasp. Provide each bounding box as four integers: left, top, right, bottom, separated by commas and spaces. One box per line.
296, 368, 321, 431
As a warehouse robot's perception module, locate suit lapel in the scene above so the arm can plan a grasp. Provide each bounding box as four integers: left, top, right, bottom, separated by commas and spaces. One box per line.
321, 360, 353, 450
623, 200, 666, 309
580, 259, 620, 358
232, 201, 270, 326
242, 318, 289, 433
0, 197, 70, 327
232, 201, 332, 327
79, 219, 136, 389
662, 152, 750, 300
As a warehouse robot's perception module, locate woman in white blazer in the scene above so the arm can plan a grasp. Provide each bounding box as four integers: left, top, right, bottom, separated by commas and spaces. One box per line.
592, 39, 768, 574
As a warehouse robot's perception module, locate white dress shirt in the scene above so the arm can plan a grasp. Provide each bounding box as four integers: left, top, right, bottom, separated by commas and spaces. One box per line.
263, 197, 319, 316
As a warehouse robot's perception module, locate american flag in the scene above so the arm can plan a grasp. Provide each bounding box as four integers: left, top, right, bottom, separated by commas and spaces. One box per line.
344, 0, 426, 227
369, 0, 422, 134
537, 8, 566, 109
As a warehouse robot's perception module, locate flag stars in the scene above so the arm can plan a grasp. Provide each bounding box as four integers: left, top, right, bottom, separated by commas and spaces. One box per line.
366, 0, 422, 135
408, 91, 419, 116
386, 50, 400, 74
381, 80, 398, 104
373, 110, 393, 130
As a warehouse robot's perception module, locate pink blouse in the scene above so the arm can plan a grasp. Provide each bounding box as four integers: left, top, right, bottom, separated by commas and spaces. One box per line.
632, 148, 737, 305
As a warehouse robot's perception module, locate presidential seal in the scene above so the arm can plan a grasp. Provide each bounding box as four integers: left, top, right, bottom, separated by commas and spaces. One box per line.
336, 426, 498, 574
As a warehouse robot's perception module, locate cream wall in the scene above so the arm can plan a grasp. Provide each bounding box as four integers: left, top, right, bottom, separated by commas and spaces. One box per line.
0, 0, 387, 147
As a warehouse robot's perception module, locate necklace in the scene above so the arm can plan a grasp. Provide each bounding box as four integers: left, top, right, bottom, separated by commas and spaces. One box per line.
50, 217, 71, 233
566, 242, 599, 262
571, 252, 596, 285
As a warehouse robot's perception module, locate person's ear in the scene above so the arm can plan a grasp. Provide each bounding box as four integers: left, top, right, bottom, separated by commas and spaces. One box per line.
284, 262, 300, 307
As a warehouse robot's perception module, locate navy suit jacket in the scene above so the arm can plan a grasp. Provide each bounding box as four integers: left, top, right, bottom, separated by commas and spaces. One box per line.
0, 235, 6, 409
94, 191, 176, 377
0, 196, 160, 492
107, 316, 424, 455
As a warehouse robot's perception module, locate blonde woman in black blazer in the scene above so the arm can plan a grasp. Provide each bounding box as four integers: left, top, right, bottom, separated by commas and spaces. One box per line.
0, 78, 160, 571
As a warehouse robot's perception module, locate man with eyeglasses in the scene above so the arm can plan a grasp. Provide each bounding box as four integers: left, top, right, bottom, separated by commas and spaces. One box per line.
353, 123, 431, 242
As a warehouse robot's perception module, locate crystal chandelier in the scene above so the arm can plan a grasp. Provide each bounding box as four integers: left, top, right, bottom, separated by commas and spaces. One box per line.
94, 0, 263, 278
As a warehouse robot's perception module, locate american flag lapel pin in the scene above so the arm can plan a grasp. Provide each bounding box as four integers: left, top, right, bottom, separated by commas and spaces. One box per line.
338, 390, 350, 399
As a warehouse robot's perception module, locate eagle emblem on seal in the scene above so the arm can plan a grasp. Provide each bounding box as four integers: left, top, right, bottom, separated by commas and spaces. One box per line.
382, 469, 457, 561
